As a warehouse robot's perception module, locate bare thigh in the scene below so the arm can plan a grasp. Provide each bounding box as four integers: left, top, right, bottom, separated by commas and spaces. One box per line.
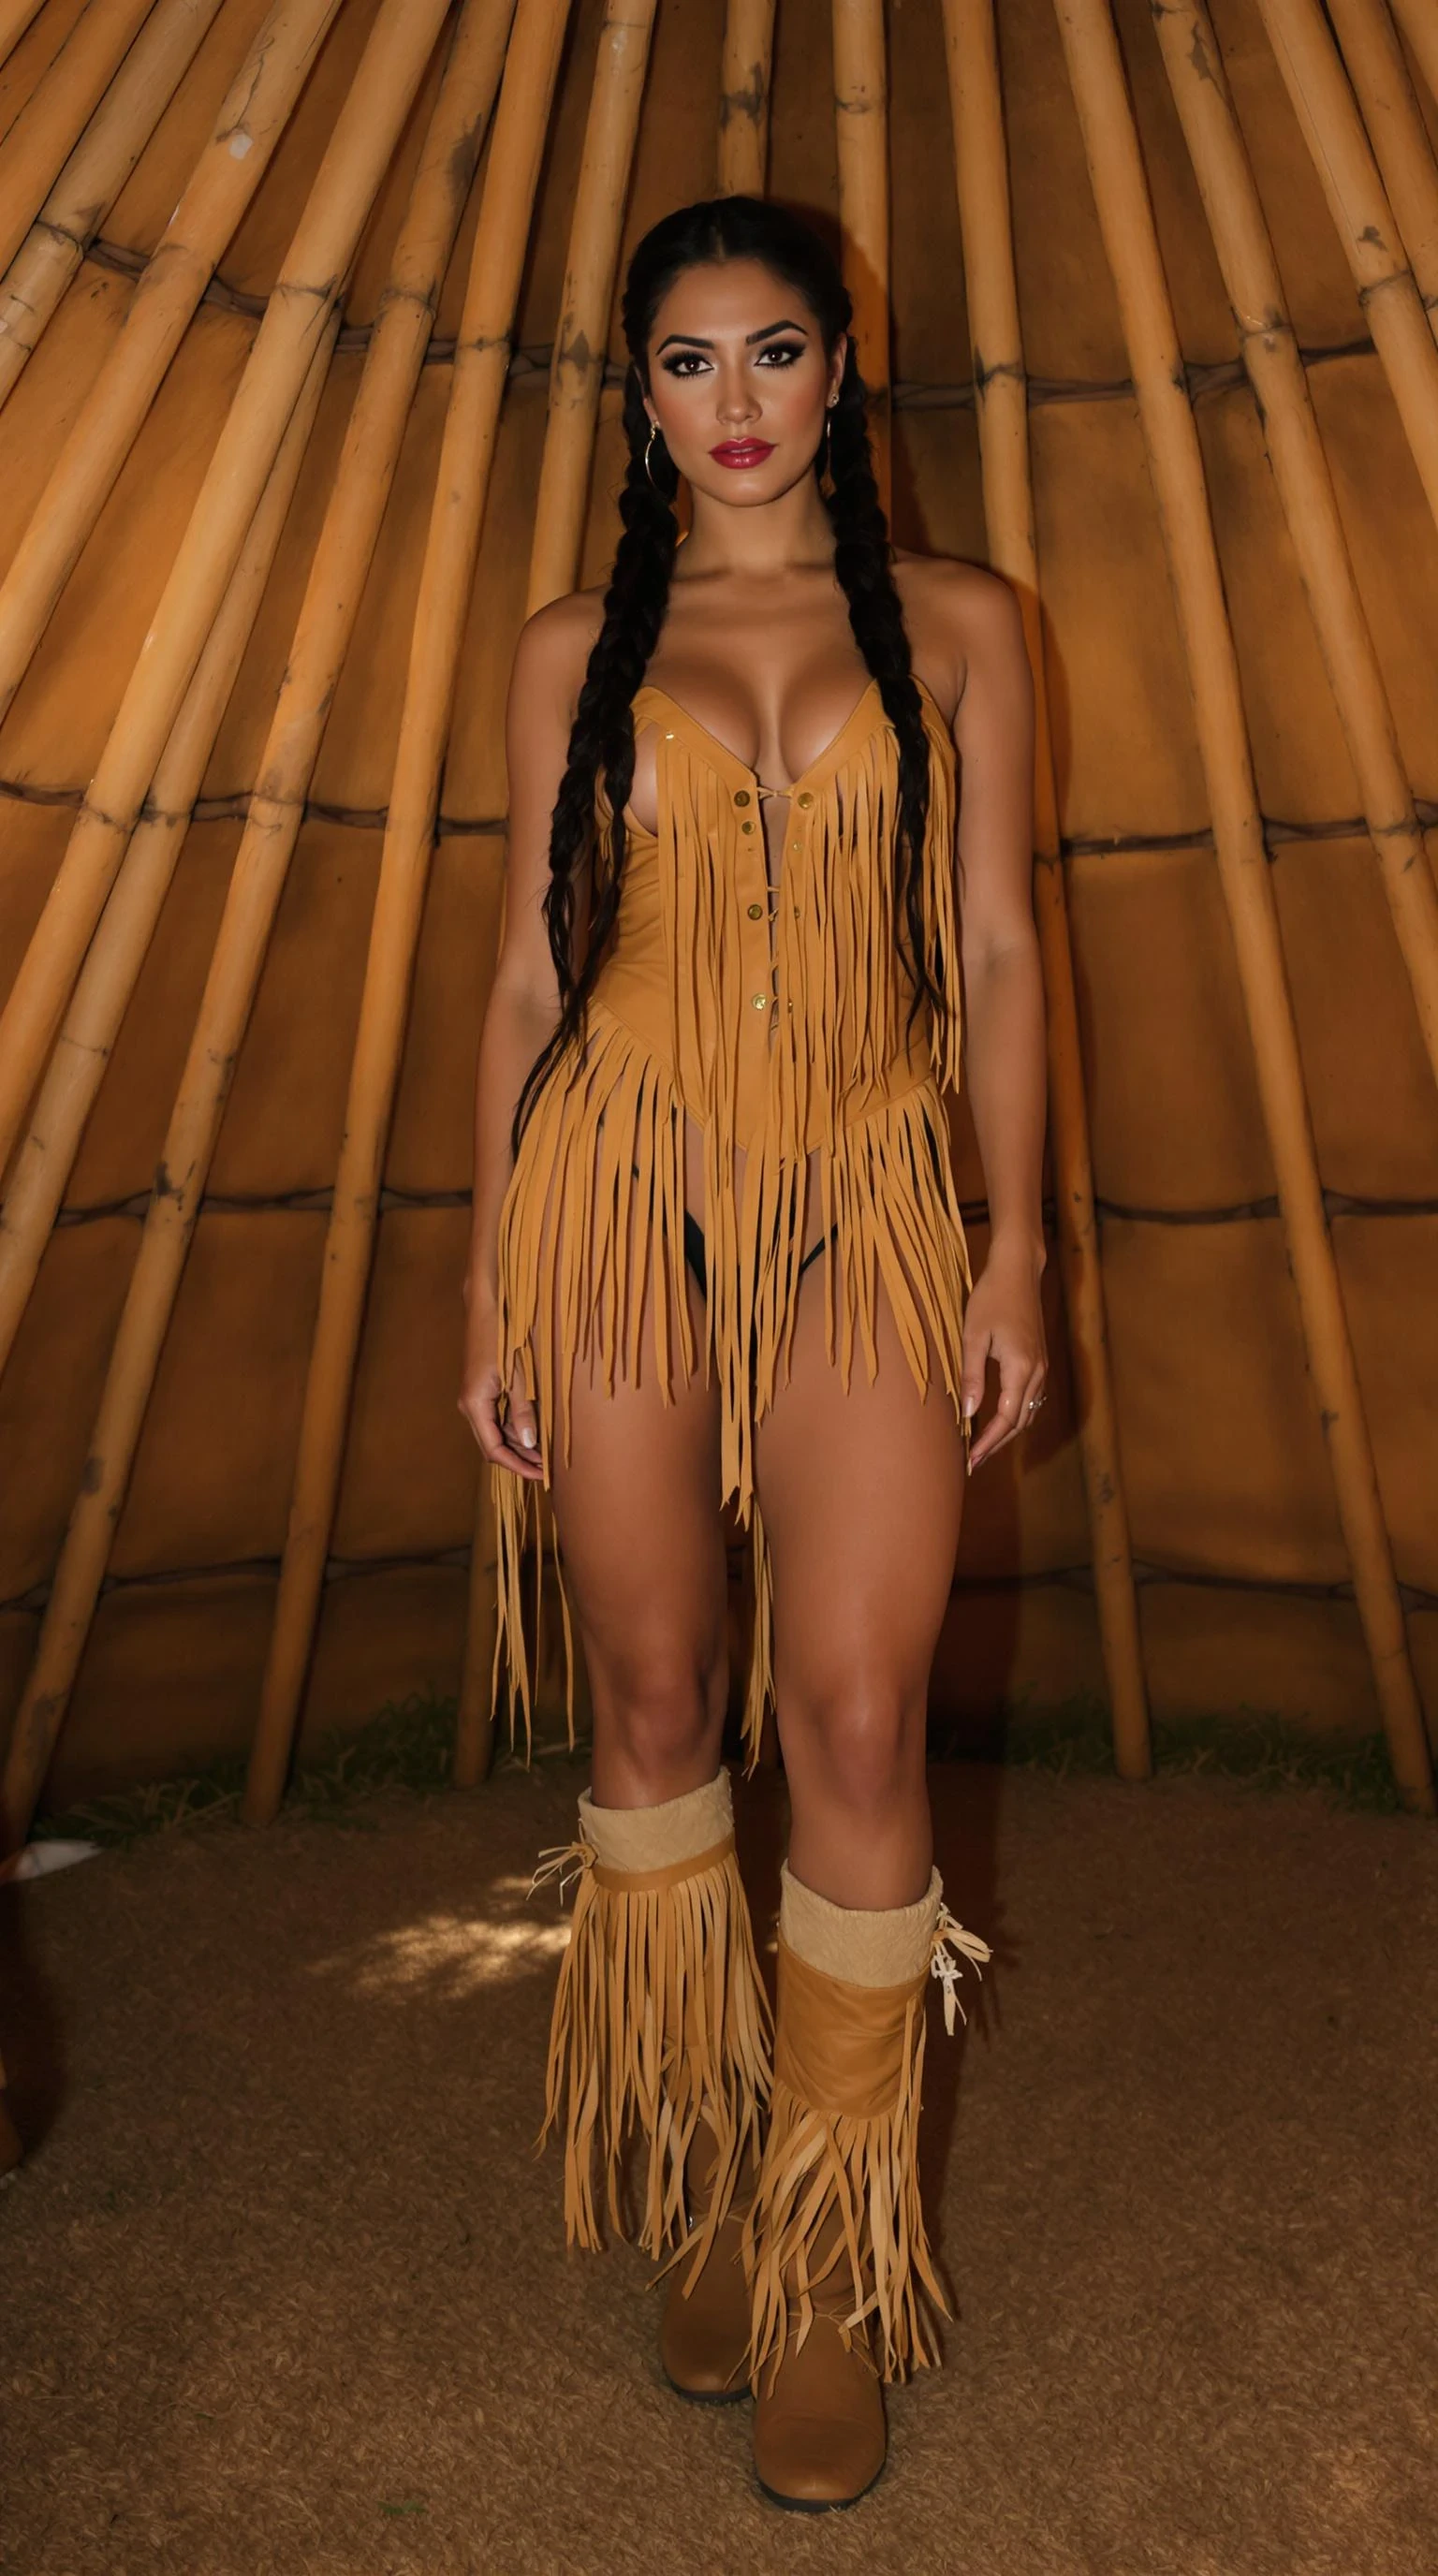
545, 1186, 729, 1809
754, 1265, 966, 1909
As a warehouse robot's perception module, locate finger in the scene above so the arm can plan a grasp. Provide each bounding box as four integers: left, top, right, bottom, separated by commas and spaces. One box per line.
966, 1386, 1022, 1470
1013, 1367, 1049, 1448
967, 1352, 1040, 1471
506, 1387, 540, 1459
460, 1389, 545, 1481
992, 1363, 1049, 1461
959, 1321, 992, 1430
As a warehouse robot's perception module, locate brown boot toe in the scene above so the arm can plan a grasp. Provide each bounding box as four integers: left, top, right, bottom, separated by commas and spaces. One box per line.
752, 2316, 887, 2510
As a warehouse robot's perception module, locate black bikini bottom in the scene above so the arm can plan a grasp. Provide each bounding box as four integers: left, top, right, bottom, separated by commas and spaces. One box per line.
680, 1208, 836, 1302
628, 1161, 836, 1302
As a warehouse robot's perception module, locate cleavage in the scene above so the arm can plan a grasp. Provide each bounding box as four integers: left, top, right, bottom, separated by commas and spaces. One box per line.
624, 670, 871, 841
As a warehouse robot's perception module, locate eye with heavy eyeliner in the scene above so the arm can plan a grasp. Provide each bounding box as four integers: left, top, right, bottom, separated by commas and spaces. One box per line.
660, 338, 806, 375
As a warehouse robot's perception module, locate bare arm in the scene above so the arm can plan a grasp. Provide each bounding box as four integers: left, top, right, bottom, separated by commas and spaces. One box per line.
459, 597, 593, 1481
948, 572, 1049, 1468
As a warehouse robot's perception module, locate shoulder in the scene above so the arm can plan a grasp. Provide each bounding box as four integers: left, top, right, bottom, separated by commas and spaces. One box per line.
889, 549, 1026, 714
506, 582, 608, 727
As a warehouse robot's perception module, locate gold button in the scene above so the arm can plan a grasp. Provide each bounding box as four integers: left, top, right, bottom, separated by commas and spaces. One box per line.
664, 729, 674, 739
791, 842, 802, 854
734, 789, 751, 807
796, 790, 814, 809
741, 819, 755, 833
747, 902, 764, 919
751, 994, 767, 1010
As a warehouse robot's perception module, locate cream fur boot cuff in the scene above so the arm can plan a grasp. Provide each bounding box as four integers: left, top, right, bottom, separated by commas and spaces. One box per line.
778, 1856, 943, 1987
578, 1765, 734, 1874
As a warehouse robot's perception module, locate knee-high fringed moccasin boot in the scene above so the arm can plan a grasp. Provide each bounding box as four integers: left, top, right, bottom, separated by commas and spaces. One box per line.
743, 1859, 990, 2511
531, 1766, 773, 2400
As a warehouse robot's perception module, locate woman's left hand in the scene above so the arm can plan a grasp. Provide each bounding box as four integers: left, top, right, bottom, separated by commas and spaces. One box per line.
959, 1235, 1049, 1471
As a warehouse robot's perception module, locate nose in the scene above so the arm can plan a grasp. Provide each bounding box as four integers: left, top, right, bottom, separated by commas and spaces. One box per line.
715, 359, 760, 430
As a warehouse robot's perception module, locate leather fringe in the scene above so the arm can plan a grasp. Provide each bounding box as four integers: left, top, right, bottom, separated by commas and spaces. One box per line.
491, 692, 970, 1764
742, 1907, 991, 2390
530, 1833, 773, 2269
741, 1985, 942, 2390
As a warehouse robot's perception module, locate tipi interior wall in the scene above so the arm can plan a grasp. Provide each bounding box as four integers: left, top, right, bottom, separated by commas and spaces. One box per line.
0, 0, 1436, 1828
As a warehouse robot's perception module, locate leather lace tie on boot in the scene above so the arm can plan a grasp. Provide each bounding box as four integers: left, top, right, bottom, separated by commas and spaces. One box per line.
528, 1770, 773, 2310
743, 1865, 990, 2511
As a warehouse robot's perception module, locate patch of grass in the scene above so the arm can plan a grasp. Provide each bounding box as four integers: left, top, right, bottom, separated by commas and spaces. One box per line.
37, 1689, 476, 1851
934, 1690, 1410, 1814
36, 1684, 1416, 1851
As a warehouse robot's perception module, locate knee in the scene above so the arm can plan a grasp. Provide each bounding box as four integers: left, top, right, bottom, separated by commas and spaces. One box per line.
590, 1638, 725, 1782
781, 1676, 923, 1815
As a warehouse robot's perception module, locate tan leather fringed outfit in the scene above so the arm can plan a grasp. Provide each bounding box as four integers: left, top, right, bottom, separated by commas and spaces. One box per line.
492, 672, 972, 1766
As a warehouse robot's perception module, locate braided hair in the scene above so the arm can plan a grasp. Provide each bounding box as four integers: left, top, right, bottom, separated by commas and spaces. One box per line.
512, 194, 943, 1150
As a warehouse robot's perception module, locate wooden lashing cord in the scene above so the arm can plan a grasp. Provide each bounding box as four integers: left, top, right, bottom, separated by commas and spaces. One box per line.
1326, 0, 1438, 321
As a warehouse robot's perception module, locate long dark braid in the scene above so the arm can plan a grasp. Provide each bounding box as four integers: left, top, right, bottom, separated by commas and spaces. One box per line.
821, 337, 940, 1039
512, 195, 945, 1152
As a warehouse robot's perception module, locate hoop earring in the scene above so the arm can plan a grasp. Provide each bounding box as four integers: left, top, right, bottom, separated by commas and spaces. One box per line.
819, 402, 836, 482
644, 419, 664, 490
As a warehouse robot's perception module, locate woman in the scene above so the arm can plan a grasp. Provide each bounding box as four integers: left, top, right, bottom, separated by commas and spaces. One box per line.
460, 195, 1047, 2512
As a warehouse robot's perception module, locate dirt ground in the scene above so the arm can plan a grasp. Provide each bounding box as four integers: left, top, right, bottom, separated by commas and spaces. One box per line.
2, 1756, 1434, 2576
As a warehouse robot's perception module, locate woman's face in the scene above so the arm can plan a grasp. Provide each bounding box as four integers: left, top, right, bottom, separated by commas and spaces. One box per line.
640, 257, 844, 507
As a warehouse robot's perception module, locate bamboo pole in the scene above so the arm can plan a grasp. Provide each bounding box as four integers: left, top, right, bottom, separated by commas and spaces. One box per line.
831, 0, 890, 514
0, 318, 338, 1861
0, 0, 344, 731
524, 0, 655, 615
1050, 0, 1434, 1813
1151, 0, 1438, 1094
1254, 0, 1438, 518
0, 0, 453, 1188
0, 0, 47, 83
941, 0, 1151, 1780
0, 0, 156, 277
242, 0, 574, 1829
453, 0, 655, 1790
717, 0, 775, 197
1327, 0, 1438, 315
0, 1, 515, 1859
0, 0, 227, 410
1388, 0, 1438, 130
0, 325, 329, 1390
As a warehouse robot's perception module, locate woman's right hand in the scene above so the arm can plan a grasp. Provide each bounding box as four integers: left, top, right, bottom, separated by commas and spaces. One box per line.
459, 1291, 544, 1481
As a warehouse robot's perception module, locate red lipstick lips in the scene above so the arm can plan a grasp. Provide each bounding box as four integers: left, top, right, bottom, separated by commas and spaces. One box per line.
709, 438, 774, 468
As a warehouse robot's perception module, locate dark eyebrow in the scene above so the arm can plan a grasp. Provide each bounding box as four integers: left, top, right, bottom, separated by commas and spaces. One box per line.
653, 318, 811, 353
